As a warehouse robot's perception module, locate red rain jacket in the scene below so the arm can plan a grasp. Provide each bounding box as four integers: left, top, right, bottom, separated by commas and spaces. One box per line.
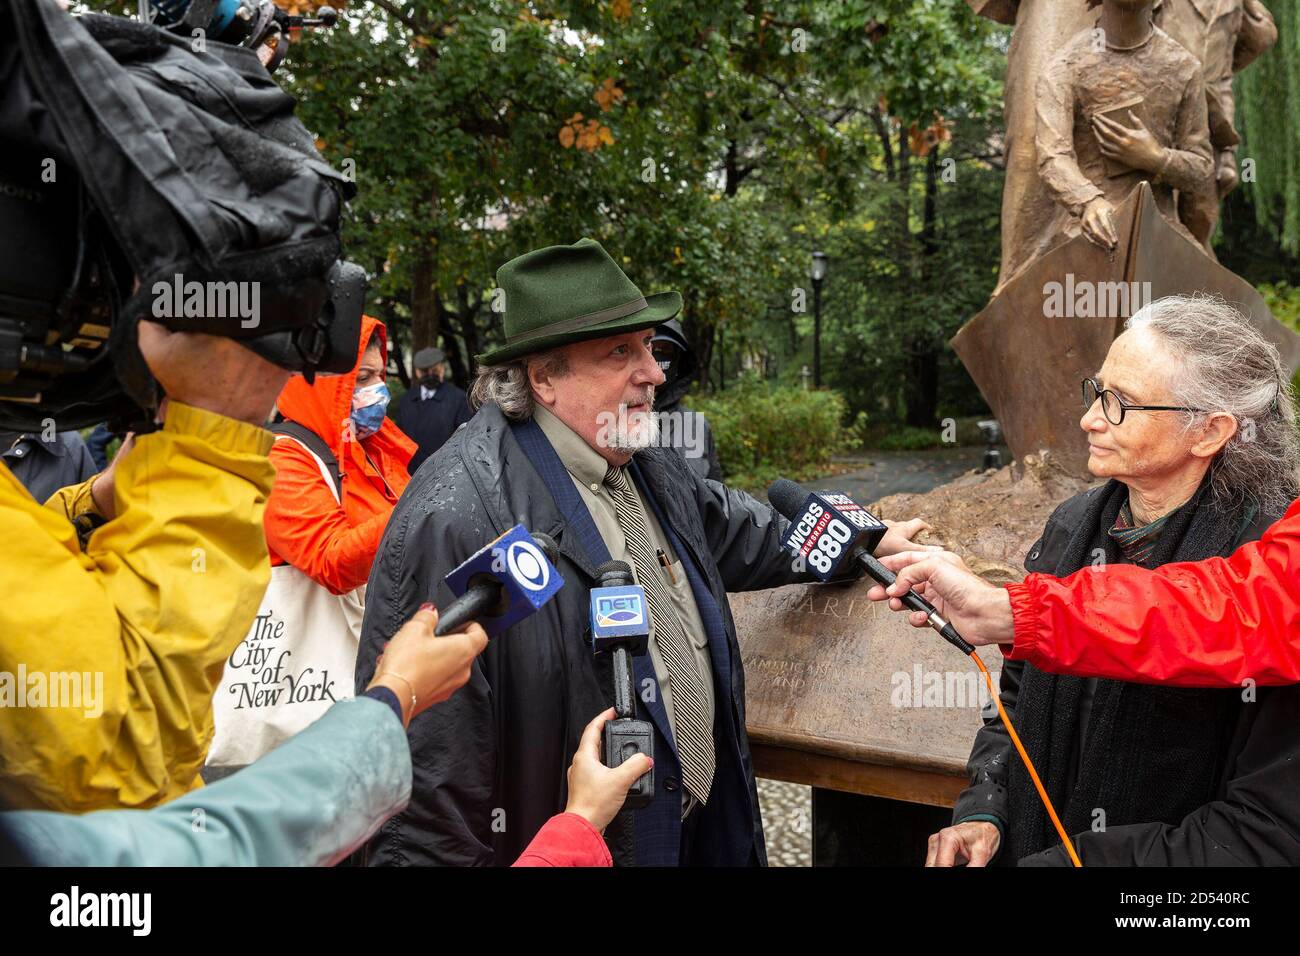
512, 813, 612, 867
1005, 497, 1300, 687
265, 315, 415, 594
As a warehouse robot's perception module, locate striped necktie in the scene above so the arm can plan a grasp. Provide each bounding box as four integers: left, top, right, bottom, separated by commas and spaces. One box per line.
604, 464, 715, 805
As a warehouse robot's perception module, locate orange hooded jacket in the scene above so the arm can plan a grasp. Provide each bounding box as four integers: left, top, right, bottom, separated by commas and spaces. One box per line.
265, 315, 415, 594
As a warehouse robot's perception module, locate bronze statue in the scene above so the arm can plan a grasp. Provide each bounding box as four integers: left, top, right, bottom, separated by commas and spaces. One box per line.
953, 0, 1298, 476
967, 0, 1276, 286
1033, 0, 1213, 261
966, 1, 1096, 290
1155, 0, 1278, 248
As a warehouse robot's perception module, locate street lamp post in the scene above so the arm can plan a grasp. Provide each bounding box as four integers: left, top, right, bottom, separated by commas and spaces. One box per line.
810, 250, 828, 388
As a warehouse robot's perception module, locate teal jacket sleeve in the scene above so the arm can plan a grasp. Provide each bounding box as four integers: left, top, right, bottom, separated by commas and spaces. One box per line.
3, 695, 411, 866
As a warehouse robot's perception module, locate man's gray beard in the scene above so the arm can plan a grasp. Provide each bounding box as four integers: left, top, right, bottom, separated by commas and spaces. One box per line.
608, 410, 660, 454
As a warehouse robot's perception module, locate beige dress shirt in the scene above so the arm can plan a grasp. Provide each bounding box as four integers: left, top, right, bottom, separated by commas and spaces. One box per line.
534, 406, 715, 811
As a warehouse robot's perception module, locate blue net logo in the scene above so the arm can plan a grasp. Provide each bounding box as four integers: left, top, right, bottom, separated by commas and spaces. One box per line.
596, 594, 645, 628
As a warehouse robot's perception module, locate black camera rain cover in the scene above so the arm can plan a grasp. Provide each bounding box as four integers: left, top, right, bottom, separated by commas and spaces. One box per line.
3, 0, 356, 409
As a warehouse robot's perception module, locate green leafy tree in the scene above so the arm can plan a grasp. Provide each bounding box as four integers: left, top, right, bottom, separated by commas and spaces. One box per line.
1235, 0, 1299, 255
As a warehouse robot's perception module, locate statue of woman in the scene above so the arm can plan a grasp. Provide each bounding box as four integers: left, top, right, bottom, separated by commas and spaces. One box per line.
1032, 0, 1213, 260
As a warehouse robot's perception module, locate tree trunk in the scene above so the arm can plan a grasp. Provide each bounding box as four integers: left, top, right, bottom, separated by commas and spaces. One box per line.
681, 288, 713, 391
371, 298, 411, 388
388, 332, 411, 390
440, 285, 481, 389
716, 323, 726, 391
410, 181, 442, 354
903, 147, 941, 428
410, 232, 441, 355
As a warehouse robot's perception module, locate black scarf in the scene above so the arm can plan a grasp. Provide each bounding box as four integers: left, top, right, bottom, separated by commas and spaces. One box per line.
1006, 478, 1248, 863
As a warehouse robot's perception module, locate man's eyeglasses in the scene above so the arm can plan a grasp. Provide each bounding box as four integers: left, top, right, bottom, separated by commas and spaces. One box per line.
1081, 377, 1202, 426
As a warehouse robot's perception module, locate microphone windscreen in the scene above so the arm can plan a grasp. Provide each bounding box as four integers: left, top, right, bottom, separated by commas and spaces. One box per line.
596, 559, 635, 587
531, 531, 560, 564
767, 478, 809, 521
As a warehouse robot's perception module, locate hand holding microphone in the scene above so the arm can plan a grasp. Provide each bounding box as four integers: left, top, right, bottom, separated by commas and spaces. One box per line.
866, 550, 1016, 648
565, 707, 654, 833
766, 479, 974, 654
371, 526, 565, 725
367, 605, 489, 727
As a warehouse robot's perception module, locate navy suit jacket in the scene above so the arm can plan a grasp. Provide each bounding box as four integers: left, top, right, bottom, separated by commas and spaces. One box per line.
512, 419, 765, 866
392, 382, 472, 474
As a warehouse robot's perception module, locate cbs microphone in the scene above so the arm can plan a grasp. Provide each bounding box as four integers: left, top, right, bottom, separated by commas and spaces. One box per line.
767, 479, 974, 655
589, 561, 654, 809
434, 525, 564, 637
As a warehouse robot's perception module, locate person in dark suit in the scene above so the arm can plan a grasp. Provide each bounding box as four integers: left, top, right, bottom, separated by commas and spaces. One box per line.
391, 346, 472, 475
651, 319, 723, 481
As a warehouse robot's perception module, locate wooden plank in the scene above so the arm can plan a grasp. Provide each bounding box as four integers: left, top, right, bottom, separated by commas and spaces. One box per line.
751, 742, 966, 808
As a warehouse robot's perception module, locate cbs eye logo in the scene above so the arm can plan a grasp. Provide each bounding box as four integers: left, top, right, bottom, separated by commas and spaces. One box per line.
506, 540, 550, 591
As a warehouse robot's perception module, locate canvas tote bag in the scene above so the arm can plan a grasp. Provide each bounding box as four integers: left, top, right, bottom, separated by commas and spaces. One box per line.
206, 424, 363, 774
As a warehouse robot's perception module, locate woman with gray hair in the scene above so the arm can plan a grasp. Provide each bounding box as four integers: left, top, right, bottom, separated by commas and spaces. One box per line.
930, 294, 1300, 866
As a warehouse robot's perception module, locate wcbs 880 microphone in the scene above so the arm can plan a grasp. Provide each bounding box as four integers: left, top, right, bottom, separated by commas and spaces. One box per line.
767, 479, 974, 655
434, 525, 563, 637
590, 561, 654, 810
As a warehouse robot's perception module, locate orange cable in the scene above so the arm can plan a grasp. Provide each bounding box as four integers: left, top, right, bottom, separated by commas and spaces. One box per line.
970, 652, 1083, 868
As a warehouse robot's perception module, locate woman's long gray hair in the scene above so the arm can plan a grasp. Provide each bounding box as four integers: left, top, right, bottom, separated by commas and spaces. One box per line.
1126, 294, 1299, 515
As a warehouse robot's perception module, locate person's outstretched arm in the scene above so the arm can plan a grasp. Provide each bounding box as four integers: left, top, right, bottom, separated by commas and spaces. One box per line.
4, 694, 409, 867
1006, 497, 1300, 687
6, 606, 487, 866
869, 498, 1300, 688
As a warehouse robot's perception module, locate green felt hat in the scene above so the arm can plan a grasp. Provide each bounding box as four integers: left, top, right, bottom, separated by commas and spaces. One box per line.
476, 238, 682, 365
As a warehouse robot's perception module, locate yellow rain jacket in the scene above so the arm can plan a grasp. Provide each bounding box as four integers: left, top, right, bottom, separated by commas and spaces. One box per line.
0, 402, 275, 812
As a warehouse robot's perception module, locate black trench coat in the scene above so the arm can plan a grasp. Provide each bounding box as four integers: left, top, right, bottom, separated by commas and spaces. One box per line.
355, 403, 803, 865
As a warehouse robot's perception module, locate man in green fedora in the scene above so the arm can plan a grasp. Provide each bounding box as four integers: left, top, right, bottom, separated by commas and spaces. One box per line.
355, 238, 928, 866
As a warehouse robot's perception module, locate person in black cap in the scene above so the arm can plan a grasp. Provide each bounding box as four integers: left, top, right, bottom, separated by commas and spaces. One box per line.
391, 346, 472, 474
651, 320, 723, 482
1, 429, 98, 505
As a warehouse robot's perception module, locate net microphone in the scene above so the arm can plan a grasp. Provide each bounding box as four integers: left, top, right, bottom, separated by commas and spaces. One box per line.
589, 560, 654, 810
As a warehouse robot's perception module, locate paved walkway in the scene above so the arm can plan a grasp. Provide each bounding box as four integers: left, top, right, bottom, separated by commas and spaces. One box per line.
814, 446, 998, 503
756, 445, 997, 866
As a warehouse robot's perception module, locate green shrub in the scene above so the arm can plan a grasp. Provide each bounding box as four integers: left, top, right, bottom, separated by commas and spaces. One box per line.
1262, 283, 1300, 396
874, 426, 945, 451
691, 378, 860, 488
857, 415, 992, 450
